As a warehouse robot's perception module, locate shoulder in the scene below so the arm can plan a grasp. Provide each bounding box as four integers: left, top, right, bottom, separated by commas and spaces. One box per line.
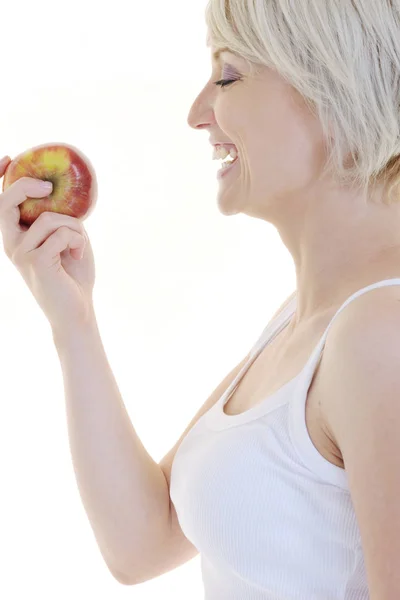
325, 283, 400, 356
320, 282, 400, 455
322, 283, 400, 403
318, 283, 400, 455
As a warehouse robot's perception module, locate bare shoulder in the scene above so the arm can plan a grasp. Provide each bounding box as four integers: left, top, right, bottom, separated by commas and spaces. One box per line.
325, 283, 400, 352
318, 284, 400, 453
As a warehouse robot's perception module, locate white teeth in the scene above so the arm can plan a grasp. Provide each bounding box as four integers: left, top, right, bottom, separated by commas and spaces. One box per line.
212, 145, 239, 163
212, 146, 229, 160
228, 147, 238, 160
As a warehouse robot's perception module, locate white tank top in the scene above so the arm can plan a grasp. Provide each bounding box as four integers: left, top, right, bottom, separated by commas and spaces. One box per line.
170, 278, 400, 599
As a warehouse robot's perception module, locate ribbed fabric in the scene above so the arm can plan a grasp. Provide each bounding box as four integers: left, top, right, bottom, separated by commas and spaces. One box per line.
170, 278, 400, 599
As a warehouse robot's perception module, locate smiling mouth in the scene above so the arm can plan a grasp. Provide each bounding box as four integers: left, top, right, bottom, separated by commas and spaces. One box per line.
213, 144, 239, 168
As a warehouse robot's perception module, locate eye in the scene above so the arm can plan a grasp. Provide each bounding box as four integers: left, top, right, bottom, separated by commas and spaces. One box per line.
213, 64, 241, 89
214, 78, 237, 88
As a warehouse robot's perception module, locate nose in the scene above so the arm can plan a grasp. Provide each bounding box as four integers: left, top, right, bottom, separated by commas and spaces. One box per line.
187, 82, 217, 131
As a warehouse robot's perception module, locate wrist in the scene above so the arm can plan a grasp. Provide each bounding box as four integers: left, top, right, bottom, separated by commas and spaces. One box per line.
51, 312, 99, 348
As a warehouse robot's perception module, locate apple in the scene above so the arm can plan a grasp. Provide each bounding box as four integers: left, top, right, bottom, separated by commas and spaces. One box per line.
2, 142, 98, 228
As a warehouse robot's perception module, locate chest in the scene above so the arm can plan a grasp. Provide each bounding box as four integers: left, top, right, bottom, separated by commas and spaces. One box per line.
223, 323, 344, 469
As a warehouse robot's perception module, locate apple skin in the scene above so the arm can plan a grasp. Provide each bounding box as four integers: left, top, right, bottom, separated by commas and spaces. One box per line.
2, 142, 98, 228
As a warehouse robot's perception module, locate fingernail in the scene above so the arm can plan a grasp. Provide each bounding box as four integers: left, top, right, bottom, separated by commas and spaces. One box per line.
40, 181, 53, 191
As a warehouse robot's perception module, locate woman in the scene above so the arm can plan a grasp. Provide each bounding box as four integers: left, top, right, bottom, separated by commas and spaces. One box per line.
0, 1, 399, 598
170, 2, 400, 598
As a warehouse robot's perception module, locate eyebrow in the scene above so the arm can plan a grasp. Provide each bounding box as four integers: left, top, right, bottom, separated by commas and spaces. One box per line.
211, 47, 231, 62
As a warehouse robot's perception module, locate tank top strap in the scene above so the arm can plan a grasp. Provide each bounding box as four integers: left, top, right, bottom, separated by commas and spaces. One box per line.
249, 293, 297, 358
251, 277, 400, 371
298, 277, 400, 377
288, 277, 400, 486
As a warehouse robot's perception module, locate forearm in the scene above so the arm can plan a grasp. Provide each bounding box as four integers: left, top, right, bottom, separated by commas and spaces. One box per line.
52, 318, 171, 582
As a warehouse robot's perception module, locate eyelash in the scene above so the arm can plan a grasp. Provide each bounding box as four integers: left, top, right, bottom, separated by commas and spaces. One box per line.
214, 78, 238, 88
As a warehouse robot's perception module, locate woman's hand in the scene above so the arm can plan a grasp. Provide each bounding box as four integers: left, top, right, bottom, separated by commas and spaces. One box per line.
0, 157, 97, 330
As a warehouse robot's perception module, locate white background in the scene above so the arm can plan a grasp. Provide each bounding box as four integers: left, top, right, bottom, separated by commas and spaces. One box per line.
0, 0, 295, 597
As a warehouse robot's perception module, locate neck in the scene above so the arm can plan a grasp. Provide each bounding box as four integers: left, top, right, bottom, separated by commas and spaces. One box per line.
281, 187, 400, 327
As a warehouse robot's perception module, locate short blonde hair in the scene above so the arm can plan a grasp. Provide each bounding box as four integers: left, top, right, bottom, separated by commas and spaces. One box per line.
205, 0, 400, 204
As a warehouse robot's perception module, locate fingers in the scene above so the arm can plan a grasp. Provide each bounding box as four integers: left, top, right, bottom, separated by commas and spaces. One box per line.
0, 156, 11, 177
11, 211, 86, 265
0, 177, 54, 253
15, 225, 86, 268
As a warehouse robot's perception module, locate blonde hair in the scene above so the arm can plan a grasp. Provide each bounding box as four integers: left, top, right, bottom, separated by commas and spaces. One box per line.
205, 0, 400, 204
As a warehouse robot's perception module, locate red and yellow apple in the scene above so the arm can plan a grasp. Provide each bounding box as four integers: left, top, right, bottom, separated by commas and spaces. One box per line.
2, 142, 98, 228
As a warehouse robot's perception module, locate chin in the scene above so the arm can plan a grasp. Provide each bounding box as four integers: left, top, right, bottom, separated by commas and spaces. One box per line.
216, 188, 244, 216
217, 198, 242, 217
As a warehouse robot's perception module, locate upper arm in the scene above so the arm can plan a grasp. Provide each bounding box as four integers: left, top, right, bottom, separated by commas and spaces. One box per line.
322, 296, 400, 599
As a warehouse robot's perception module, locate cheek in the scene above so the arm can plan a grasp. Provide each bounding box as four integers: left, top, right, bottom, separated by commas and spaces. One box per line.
245, 103, 326, 187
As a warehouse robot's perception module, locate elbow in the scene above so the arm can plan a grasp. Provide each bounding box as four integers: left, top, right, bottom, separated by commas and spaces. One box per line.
113, 571, 136, 586
110, 565, 136, 586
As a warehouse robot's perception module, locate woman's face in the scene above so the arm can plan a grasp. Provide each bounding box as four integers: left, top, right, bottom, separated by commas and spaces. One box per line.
187, 47, 328, 220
